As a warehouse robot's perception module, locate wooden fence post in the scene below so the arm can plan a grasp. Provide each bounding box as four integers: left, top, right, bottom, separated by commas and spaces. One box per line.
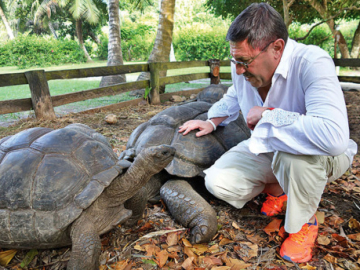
149, 62, 161, 105
209, 59, 220, 84
25, 70, 56, 120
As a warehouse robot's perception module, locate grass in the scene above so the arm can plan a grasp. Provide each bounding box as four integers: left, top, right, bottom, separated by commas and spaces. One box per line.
0, 61, 231, 125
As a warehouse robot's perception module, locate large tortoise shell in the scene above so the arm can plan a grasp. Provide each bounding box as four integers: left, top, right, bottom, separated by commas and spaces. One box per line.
125, 85, 251, 178
0, 123, 121, 248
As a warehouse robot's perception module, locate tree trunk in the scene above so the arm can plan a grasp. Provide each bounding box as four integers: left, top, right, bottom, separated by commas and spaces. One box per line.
76, 19, 93, 62
48, 21, 58, 39
282, 0, 294, 29
89, 31, 101, 45
0, 5, 14, 40
350, 20, 360, 58
305, 0, 350, 58
136, 0, 176, 94
99, 0, 126, 87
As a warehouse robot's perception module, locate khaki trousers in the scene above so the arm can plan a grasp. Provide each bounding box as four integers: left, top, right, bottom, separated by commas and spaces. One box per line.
204, 139, 351, 233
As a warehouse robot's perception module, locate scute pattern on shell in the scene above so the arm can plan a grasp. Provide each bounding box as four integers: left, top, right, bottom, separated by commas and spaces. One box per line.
0, 124, 120, 249
125, 85, 251, 178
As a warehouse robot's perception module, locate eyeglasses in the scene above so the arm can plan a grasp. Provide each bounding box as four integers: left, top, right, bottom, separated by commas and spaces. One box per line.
229, 41, 275, 69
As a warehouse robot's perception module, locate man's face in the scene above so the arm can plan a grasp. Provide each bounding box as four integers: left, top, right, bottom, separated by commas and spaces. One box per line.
229, 40, 278, 89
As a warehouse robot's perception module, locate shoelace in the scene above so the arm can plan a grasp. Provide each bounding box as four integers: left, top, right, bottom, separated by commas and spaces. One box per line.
288, 224, 310, 244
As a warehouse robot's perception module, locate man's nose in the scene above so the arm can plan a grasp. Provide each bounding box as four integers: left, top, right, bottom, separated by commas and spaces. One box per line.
236, 64, 246, 75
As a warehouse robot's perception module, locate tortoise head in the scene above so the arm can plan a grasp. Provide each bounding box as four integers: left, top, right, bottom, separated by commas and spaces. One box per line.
141, 144, 176, 173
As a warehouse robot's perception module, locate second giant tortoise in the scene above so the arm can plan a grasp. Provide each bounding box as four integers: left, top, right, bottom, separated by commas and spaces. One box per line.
0, 123, 175, 270
122, 84, 251, 243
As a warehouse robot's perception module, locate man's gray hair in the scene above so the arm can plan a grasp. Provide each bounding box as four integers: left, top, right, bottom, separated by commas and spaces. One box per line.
226, 3, 288, 49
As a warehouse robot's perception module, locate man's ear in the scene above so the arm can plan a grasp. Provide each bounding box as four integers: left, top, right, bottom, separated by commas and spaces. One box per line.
273, 39, 285, 59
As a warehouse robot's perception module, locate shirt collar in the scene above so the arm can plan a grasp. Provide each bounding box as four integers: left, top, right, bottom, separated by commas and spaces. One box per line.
274, 38, 295, 79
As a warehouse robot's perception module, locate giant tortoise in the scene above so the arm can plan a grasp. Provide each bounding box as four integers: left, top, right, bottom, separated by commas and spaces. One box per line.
0, 123, 175, 270
122, 84, 251, 243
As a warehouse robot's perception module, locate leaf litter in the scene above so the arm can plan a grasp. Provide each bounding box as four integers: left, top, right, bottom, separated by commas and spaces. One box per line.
0, 92, 360, 269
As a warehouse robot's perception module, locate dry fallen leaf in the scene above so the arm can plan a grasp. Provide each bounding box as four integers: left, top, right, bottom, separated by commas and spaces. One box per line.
219, 238, 234, 246
316, 211, 325, 224
348, 233, 360, 241
264, 218, 282, 235
208, 244, 220, 254
203, 256, 222, 267
184, 246, 198, 259
144, 244, 160, 257
323, 253, 337, 264
232, 221, 241, 230
300, 263, 317, 269
134, 244, 145, 252
155, 249, 168, 268
226, 258, 252, 270
234, 242, 258, 262
0, 250, 17, 266
182, 238, 193, 247
166, 232, 178, 247
349, 218, 360, 231
113, 259, 129, 270
327, 216, 344, 229
317, 235, 331, 245
181, 257, 194, 269
192, 244, 209, 255
246, 233, 266, 245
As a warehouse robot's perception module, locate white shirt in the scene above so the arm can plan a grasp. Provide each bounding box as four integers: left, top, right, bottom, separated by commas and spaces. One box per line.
208, 38, 357, 161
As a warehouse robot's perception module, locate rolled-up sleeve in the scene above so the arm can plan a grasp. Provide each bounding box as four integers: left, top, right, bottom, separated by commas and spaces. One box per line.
207, 85, 241, 125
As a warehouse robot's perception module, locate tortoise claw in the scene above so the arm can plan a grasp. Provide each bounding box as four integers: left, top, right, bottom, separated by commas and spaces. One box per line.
160, 180, 218, 244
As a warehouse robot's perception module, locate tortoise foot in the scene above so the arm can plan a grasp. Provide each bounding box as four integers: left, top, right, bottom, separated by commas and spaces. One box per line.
124, 186, 148, 226
160, 180, 218, 244
189, 223, 215, 244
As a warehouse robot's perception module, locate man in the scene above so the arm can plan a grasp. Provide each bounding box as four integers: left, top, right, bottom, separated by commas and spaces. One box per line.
179, 3, 358, 263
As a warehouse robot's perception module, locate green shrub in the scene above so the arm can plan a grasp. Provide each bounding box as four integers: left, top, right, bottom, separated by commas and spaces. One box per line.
173, 24, 229, 61
97, 35, 109, 60
97, 23, 156, 61
289, 23, 334, 57
0, 34, 86, 69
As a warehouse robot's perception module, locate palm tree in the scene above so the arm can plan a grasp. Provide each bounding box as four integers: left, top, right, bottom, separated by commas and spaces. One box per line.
33, 0, 100, 61
0, 0, 15, 39
136, 0, 176, 94
34, 0, 59, 38
99, 0, 126, 87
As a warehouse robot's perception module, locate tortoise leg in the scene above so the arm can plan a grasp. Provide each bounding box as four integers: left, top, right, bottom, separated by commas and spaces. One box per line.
124, 172, 169, 226
124, 186, 148, 226
67, 218, 101, 270
160, 180, 218, 244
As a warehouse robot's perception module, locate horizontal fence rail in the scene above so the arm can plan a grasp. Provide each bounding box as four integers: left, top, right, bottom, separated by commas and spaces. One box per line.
0, 58, 359, 119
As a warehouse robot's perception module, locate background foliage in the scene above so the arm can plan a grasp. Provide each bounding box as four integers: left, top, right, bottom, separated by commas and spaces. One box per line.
0, 34, 86, 69
0, 0, 359, 69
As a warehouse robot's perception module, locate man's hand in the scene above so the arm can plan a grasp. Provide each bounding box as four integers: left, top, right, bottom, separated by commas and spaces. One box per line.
246, 106, 269, 130
178, 120, 214, 137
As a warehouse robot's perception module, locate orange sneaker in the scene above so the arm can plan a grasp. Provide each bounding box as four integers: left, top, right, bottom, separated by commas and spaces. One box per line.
280, 216, 318, 263
261, 193, 287, 216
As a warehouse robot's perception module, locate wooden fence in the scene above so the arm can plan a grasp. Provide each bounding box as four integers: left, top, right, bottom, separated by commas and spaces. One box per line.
0, 58, 359, 120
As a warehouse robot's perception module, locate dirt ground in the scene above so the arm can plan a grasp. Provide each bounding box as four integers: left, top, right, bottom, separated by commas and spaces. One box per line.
0, 91, 360, 270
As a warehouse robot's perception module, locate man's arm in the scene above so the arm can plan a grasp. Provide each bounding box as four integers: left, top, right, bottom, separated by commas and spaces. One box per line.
250, 57, 350, 156
179, 85, 240, 137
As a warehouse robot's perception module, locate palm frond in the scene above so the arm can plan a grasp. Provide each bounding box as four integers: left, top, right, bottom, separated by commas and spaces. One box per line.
69, 0, 99, 23
57, 0, 70, 7
34, 0, 57, 25
81, 0, 100, 24
69, 0, 83, 19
